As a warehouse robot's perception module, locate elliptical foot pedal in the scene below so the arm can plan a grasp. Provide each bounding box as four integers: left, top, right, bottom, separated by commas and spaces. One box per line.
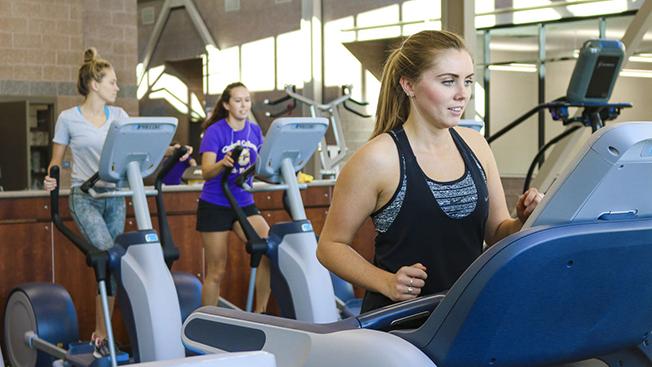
66, 342, 129, 367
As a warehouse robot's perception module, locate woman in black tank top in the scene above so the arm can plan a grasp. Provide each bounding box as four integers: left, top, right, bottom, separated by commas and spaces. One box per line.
316, 30, 544, 312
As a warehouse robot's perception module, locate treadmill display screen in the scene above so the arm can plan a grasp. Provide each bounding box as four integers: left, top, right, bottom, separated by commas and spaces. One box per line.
586, 55, 620, 99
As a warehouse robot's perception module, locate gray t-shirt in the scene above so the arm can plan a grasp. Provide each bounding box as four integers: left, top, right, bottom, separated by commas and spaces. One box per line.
53, 105, 129, 187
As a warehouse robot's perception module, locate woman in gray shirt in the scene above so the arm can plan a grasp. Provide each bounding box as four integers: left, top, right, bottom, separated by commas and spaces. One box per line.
43, 47, 129, 358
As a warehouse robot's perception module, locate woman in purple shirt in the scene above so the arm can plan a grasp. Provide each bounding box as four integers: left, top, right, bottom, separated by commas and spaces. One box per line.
196, 82, 271, 312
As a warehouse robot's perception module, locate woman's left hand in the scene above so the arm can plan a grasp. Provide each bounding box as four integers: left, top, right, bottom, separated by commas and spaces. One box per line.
516, 187, 544, 223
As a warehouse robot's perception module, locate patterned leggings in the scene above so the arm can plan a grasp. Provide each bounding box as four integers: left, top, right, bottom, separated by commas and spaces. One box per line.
69, 186, 126, 293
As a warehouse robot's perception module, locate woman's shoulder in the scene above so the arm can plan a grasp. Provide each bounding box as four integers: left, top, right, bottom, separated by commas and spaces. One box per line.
57, 106, 79, 120
248, 119, 261, 130
336, 133, 399, 200
454, 126, 488, 147
345, 133, 398, 173
248, 120, 263, 135
55, 107, 84, 128
206, 119, 226, 131
202, 120, 228, 140
453, 125, 493, 163
107, 105, 128, 119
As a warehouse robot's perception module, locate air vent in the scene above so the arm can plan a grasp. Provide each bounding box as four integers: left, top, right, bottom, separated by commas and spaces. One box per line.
141, 6, 155, 25
225, 0, 240, 12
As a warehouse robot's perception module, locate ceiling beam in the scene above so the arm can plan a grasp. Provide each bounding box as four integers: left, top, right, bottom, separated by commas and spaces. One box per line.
622, 0, 652, 64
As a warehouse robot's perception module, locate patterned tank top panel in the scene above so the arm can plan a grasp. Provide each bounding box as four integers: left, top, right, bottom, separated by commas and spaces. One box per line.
372, 131, 486, 232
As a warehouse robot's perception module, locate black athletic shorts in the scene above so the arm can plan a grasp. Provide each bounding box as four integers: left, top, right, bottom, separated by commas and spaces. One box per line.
196, 198, 261, 232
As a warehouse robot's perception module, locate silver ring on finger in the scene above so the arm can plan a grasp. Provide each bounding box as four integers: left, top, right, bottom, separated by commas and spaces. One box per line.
409, 277, 414, 286
407, 286, 413, 295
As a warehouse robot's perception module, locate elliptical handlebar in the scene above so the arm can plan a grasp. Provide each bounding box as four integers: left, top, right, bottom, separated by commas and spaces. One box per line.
263, 84, 371, 118
281, 85, 324, 109
263, 95, 293, 105
49, 166, 109, 283
341, 85, 366, 105
220, 146, 268, 267
264, 86, 297, 118
487, 103, 548, 144
342, 101, 372, 118
234, 165, 256, 189
340, 85, 371, 117
153, 146, 189, 268
264, 99, 296, 118
487, 99, 632, 144
80, 172, 101, 194
155, 146, 189, 188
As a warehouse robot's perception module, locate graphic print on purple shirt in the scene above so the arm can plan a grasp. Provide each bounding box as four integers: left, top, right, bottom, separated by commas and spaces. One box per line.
199, 119, 264, 207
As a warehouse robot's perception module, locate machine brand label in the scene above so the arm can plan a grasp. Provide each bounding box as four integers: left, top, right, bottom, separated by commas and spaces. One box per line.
135, 124, 160, 130
301, 223, 313, 232
145, 233, 159, 242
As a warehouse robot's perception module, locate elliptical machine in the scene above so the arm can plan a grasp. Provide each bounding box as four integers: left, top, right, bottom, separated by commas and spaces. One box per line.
218, 117, 340, 323
5, 118, 188, 367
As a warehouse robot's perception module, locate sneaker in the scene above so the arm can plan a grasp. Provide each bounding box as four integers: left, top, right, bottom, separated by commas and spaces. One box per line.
90, 333, 111, 359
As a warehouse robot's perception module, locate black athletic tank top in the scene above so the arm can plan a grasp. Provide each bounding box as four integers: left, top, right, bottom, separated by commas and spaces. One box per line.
361, 127, 489, 312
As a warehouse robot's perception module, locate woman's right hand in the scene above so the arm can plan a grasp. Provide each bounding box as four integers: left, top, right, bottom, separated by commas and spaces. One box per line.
384, 263, 428, 302
220, 151, 235, 168
43, 175, 57, 192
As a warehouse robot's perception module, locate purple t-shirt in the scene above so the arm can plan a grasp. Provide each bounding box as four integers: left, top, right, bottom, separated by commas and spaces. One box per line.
199, 119, 263, 207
